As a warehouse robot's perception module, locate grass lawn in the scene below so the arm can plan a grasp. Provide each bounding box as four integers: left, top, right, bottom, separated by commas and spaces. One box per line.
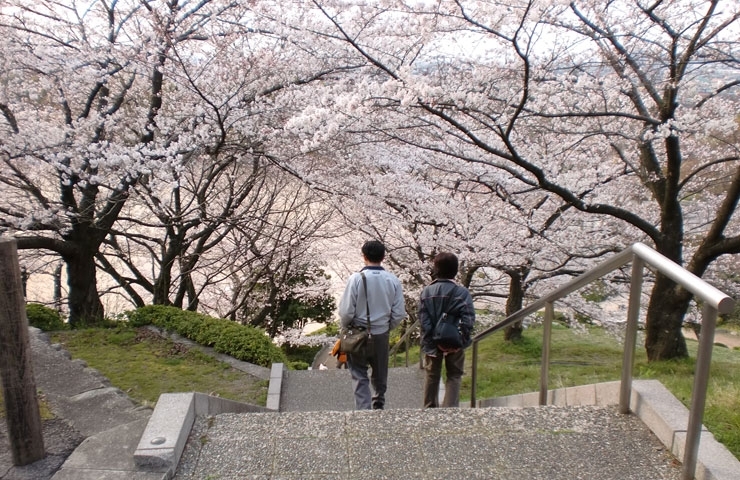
49, 326, 268, 408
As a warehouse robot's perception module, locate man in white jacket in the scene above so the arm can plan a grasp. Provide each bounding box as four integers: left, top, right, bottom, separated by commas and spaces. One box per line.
338, 240, 406, 410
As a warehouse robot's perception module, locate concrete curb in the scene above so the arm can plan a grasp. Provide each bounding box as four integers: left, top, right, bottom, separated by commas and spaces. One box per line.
133, 392, 272, 477
266, 362, 284, 411
631, 380, 740, 480
479, 380, 622, 408
480, 380, 740, 480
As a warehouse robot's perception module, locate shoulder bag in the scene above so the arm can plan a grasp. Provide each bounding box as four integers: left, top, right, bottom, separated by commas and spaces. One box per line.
339, 272, 372, 355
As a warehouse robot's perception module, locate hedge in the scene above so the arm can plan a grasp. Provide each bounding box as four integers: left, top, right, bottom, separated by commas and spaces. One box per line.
26, 303, 68, 332
126, 305, 287, 367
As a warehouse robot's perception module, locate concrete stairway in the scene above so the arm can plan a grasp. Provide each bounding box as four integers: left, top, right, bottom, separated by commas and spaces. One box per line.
167, 368, 739, 480
175, 405, 684, 480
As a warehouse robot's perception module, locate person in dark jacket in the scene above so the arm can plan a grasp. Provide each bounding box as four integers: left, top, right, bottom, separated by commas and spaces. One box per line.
418, 252, 476, 408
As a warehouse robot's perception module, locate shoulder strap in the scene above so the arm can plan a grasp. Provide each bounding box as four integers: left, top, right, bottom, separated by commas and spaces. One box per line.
438, 283, 459, 320
360, 272, 372, 336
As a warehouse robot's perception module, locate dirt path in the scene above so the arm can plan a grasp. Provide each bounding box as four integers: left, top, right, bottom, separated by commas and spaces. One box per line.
683, 328, 740, 349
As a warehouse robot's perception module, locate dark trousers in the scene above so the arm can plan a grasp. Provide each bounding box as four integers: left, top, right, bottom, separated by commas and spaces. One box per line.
348, 331, 390, 410
423, 349, 465, 408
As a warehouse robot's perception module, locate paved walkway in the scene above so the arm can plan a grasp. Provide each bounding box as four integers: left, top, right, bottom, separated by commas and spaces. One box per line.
683, 328, 740, 349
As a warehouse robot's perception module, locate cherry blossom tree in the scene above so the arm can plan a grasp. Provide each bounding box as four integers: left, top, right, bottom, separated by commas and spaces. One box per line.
285, 137, 630, 343
97, 157, 333, 317
0, 0, 183, 325
210, 177, 338, 334
3, 0, 736, 358
282, 0, 740, 360
0, 0, 350, 326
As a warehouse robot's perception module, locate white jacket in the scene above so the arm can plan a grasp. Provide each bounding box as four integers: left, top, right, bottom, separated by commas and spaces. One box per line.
338, 266, 406, 335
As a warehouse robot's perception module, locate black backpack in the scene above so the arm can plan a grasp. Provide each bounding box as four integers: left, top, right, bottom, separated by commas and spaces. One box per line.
432, 285, 464, 350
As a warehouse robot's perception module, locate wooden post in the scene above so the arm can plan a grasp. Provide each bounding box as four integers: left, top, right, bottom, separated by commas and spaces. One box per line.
0, 237, 45, 465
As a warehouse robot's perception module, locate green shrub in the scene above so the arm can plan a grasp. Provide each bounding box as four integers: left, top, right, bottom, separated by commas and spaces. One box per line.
281, 344, 322, 365
125, 305, 287, 367
26, 303, 67, 331
213, 325, 286, 366
188, 316, 228, 347
289, 361, 310, 370
126, 305, 170, 327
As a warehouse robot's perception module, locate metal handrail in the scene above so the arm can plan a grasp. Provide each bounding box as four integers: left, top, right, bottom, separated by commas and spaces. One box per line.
468, 242, 735, 480
388, 318, 422, 368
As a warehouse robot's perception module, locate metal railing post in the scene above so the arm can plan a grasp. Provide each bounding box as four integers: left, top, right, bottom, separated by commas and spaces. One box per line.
539, 302, 554, 406
404, 330, 410, 367
388, 319, 420, 368
620, 255, 644, 414
470, 341, 478, 408
681, 303, 718, 480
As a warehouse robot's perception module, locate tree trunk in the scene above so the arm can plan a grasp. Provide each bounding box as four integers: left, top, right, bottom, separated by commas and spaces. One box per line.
183, 272, 198, 311
65, 252, 104, 327
20, 266, 27, 298
152, 246, 175, 306
53, 262, 63, 311
152, 268, 172, 306
175, 255, 199, 311
504, 270, 525, 341
644, 274, 690, 361
153, 234, 183, 307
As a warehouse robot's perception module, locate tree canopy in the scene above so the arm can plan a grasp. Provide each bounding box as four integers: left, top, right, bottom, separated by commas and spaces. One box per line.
1, 0, 738, 358
272, 0, 740, 359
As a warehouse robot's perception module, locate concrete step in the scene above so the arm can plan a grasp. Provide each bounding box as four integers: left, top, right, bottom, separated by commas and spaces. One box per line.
278, 366, 426, 412
51, 418, 161, 480
29, 326, 740, 480
47, 376, 740, 480
172, 404, 683, 479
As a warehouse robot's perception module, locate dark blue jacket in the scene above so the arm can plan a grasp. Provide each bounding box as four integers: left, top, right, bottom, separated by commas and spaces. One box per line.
418, 279, 476, 355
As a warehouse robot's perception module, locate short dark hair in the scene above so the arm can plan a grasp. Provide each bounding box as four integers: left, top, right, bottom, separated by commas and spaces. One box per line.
432, 252, 458, 279
362, 240, 386, 263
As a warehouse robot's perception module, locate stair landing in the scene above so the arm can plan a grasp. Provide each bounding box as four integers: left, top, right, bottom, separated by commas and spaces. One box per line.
172, 404, 682, 479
